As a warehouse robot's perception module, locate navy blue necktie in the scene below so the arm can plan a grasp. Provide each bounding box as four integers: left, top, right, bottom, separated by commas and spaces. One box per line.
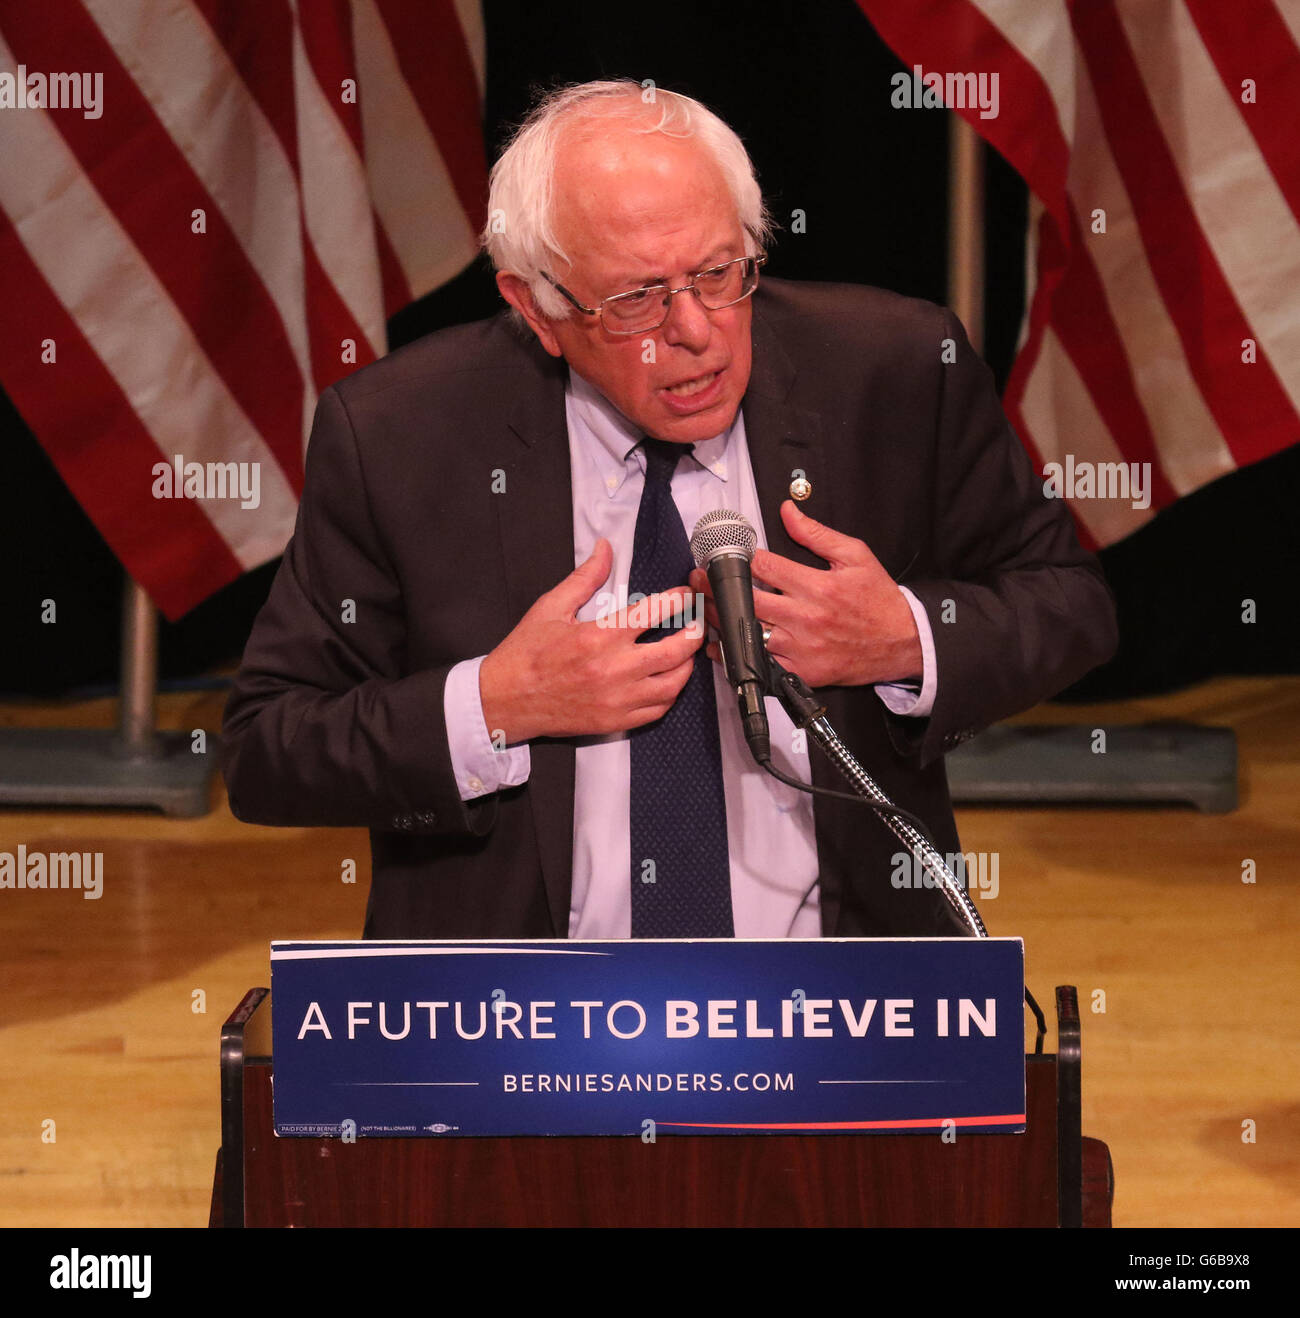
628, 438, 734, 937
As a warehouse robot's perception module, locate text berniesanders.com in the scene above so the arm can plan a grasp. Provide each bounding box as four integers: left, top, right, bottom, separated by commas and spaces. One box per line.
502, 1071, 795, 1094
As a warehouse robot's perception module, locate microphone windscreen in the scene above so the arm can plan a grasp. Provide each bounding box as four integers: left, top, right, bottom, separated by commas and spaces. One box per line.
689, 509, 757, 567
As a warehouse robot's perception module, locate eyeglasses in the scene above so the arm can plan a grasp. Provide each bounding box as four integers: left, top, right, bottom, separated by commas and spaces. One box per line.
541, 253, 766, 335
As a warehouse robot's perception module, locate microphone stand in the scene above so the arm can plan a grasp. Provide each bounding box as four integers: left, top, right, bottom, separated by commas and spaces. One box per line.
760, 652, 988, 939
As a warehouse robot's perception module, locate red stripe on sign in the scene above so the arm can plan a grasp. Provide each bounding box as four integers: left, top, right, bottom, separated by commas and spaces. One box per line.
1071, 1, 1299, 470
855, 0, 1071, 222
0, 2, 308, 494
1049, 204, 1178, 508
659, 1113, 1027, 1130
0, 222, 244, 619
374, 0, 487, 232
1185, 0, 1300, 229
195, 0, 379, 390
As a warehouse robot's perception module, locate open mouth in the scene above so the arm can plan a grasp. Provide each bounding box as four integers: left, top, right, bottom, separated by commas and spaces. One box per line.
662, 369, 721, 398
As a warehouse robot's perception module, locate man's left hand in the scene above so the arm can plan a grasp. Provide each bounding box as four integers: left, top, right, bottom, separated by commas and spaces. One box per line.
688, 500, 923, 689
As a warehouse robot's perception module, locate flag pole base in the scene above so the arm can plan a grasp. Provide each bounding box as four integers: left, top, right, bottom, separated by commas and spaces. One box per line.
946, 723, 1238, 813
0, 576, 217, 816
0, 727, 218, 817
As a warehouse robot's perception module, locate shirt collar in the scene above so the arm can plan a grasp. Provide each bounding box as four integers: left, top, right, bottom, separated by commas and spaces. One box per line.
566, 367, 734, 497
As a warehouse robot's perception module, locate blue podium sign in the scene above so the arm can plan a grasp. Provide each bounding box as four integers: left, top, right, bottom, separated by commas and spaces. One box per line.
270, 938, 1025, 1137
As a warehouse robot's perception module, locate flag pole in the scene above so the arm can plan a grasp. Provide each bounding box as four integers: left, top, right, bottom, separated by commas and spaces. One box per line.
0, 572, 218, 815
947, 114, 984, 354
117, 578, 159, 758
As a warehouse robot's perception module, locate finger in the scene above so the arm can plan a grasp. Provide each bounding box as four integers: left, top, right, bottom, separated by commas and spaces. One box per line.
750, 546, 823, 596
750, 585, 808, 631
702, 590, 800, 640
761, 626, 795, 659
630, 585, 701, 635
688, 567, 711, 597
601, 585, 701, 635
779, 499, 873, 567
630, 616, 706, 676
624, 701, 676, 730
639, 652, 698, 703
548, 538, 613, 618
626, 654, 698, 724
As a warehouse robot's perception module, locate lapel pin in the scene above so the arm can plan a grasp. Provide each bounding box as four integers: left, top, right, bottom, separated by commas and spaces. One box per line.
789, 475, 812, 501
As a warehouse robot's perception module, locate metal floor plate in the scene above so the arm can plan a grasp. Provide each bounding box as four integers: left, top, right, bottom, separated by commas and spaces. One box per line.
0, 728, 218, 817
946, 723, 1238, 813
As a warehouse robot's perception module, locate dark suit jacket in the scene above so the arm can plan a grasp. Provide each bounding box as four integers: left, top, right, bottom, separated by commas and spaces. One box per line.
220, 277, 1118, 940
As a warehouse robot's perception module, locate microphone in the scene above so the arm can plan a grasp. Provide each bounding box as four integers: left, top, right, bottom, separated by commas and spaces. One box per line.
689, 509, 771, 763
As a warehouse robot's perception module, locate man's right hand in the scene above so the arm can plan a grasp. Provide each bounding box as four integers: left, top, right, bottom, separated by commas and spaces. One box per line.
478, 538, 704, 745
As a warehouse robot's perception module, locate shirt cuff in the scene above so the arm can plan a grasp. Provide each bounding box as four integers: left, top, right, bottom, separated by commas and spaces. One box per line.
873, 586, 937, 718
443, 656, 531, 800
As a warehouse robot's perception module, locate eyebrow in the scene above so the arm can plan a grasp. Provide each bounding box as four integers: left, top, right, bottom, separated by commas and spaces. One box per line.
611, 243, 738, 290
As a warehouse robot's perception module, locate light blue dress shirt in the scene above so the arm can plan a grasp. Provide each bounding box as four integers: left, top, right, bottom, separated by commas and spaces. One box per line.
441, 368, 937, 938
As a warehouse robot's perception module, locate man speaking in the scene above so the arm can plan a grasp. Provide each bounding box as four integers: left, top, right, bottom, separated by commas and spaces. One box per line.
220, 79, 1117, 942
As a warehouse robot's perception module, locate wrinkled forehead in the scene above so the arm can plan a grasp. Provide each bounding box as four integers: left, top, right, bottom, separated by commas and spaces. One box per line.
551, 120, 741, 278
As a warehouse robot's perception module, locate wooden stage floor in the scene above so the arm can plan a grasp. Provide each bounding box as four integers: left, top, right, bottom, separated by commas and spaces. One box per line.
0, 675, 1296, 1228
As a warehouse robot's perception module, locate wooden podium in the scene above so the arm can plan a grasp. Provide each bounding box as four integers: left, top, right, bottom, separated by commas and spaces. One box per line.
210, 984, 1112, 1227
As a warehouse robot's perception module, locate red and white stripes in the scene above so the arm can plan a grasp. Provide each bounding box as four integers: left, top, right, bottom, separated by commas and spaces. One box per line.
858, 0, 1300, 548
0, 0, 485, 618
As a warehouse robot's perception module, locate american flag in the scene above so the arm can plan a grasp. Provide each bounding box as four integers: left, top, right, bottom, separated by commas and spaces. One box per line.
0, 0, 486, 619
857, 0, 1300, 549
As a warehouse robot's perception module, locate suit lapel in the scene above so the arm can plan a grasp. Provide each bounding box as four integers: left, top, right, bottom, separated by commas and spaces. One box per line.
498, 340, 576, 937
743, 297, 844, 936
743, 299, 836, 570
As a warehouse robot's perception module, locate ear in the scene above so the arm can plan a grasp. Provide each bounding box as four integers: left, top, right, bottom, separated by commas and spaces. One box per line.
496, 271, 564, 357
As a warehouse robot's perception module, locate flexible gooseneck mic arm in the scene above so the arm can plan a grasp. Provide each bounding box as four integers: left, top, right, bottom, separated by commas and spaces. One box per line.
760, 653, 988, 940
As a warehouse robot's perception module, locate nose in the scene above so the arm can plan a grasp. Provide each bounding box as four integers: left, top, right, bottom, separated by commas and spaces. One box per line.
659, 286, 713, 351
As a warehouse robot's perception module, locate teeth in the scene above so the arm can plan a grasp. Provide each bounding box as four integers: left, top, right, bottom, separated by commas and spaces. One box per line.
665, 371, 717, 397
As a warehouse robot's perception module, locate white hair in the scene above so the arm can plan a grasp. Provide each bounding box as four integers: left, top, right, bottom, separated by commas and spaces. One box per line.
481, 79, 774, 322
